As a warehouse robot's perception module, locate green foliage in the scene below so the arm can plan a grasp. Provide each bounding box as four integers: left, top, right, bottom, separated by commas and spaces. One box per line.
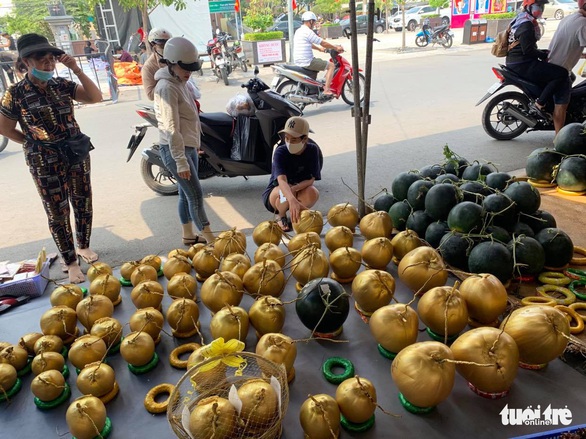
243, 31, 283, 41
64, 0, 95, 39
313, 0, 342, 16
243, 0, 274, 31
482, 12, 516, 19
429, 0, 449, 8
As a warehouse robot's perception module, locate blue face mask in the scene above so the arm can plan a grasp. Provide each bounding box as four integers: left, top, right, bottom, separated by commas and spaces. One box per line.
31, 67, 54, 82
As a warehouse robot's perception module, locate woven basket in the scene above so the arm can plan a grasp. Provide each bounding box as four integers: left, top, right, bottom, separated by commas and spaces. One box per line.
167, 352, 289, 439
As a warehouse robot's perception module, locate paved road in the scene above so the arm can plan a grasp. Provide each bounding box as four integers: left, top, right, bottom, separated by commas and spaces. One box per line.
0, 22, 567, 279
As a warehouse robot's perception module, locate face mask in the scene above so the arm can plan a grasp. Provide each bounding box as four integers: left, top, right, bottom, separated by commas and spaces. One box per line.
31, 68, 54, 82
286, 141, 304, 154
529, 4, 543, 17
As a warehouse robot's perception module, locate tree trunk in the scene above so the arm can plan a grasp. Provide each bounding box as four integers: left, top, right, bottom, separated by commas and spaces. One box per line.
142, 0, 151, 55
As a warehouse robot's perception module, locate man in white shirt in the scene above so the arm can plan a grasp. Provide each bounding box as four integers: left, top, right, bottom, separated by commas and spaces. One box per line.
293, 11, 344, 95
547, 0, 586, 130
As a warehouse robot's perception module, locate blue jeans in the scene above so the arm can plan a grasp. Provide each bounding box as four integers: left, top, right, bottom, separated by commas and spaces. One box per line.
159, 145, 210, 230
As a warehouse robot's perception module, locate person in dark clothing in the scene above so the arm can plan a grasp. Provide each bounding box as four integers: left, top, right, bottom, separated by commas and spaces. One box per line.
83, 41, 96, 61
0, 33, 17, 84
506, 0, 570, 133
114, 45, 133, 62
1, 32, 16, 50
262, 116, 323, 232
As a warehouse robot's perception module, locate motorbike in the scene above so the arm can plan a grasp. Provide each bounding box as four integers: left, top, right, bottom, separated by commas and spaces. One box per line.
477, 65, 586, 140
126, 70, 302, 195
415, 23, 454, 48
224, 38, 248, 73
206, 32, 233, 86
270, 49, 365, 111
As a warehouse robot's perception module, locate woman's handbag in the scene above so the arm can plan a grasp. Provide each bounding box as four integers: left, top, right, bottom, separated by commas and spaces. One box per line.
63, 133, 94, 164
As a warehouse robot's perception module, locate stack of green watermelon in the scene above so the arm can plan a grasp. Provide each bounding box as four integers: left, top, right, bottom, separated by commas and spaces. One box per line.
374, 147, 575, 284
526, 122, 586, 194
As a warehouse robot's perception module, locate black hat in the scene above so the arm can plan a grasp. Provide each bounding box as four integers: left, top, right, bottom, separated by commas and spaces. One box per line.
17, 33, 64, 58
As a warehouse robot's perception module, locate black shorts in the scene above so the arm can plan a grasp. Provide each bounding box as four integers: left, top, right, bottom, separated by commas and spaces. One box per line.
262, 188, 277, 214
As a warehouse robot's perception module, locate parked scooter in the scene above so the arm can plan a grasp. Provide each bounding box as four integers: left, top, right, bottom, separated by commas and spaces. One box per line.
225, 39, 248, 73
206, 31, 232, 86
126, 71, 303, 195
415, 22, 454, 48
270, 49, 365, 111
477, 65, 586, 140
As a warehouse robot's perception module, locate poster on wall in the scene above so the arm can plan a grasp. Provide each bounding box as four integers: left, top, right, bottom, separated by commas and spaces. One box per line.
491, 0, 506, 13
256, 40, 283, 63
453, 0, 470, 15
476, 0, 490, 13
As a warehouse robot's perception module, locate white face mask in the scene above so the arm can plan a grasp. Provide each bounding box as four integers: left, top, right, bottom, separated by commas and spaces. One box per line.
286, 141, 304, 154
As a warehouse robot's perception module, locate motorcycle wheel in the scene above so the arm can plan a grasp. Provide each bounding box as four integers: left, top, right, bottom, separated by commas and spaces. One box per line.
341, 73, 366, 106
277, 80, 306, 111
482, 91, 530, 141
220, 67, 229, 86
441, 33, 453, 49
239, 58, 248, 72
140, 157, 179, 196
415, 35, 428, 47
0, 136, 7, 153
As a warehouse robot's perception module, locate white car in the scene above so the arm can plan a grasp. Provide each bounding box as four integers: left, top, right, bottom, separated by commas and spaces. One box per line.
542, 0, 578, 20
389, 5, 451, 31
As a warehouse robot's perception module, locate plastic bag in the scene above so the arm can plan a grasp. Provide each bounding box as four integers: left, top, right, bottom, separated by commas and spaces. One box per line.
230, 115, 259, 162
226, 94, 255, 117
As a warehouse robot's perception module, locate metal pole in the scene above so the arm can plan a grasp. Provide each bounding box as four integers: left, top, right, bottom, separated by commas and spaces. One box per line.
361, 0, 374, 174
349, 0, 366, 217
288, 0, 294, 62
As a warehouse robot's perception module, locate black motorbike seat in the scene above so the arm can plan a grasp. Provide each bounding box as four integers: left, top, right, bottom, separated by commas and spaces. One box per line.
199, 112, 234, 127
282, 64, 319, 80
499, 65, 542, 97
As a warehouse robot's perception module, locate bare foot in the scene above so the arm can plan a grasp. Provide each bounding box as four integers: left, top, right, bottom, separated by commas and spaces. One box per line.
67, 262, 85, 284
77, 248, 98, 263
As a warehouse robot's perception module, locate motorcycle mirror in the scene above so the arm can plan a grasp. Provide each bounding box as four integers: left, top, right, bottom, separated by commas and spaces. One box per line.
254, 66, 259, 76
375, 7, 381, 20
216, 28, 220, 35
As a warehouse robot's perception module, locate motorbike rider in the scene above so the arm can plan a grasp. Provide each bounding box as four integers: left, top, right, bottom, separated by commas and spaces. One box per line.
154, 37, 214, 245
546, 0, 586, 130
142, 28, 202, 108
142, 28, 172, 100
262, 116, 323, 232
293, 11, 344, 96
506, 0, 569, 133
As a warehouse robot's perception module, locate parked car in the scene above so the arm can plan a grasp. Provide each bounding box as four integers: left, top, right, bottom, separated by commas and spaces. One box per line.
542, 0, 578, 20
340, 14, 387, 37
268, 20, 302, 39
389, 5, 451, 31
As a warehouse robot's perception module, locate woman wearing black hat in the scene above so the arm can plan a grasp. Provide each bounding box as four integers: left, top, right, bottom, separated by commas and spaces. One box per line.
0, 33, 103, 284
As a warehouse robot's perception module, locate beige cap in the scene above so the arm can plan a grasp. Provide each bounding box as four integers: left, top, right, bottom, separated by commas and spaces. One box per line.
279, 116, 310, 138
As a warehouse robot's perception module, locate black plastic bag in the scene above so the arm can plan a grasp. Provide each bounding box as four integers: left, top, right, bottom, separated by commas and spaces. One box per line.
230, 115, 258, 162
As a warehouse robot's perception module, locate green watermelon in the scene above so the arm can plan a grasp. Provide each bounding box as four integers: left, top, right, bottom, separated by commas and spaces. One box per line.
482, 193, 517, 231
485, 225, 511, 244
389, 200, 412, 232
508, 235, 545, 276
391, 172, 423, 201
424, 184, 461, 220
460, 181, 492, 204
419, 164, 443, 179
447, 201, 484, 233
468, 241, 514, 283
425, 221, 450, 248
435, 174, 460, 184
525, 148, 563, 182
520, 210, 557, 234
511, 222, 535, 238
407, 180, 434, 211
553, 122, 586, 155
534, 227, 574, 268
438, 232, 472, 270
374, 192, 396, 212
504, 181, 541, 215
485, 172, 512, 191
406, 210, 433, 238
556, 155, 586, 193
461, 163, 497, 181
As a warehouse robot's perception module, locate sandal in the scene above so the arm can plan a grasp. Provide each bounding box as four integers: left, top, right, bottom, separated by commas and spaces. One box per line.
183, 235, 207, 246
276, 216, 292, 232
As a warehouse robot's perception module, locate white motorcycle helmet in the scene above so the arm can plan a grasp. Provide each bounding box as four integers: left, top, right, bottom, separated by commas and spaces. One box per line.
162, 37, 201, 71
302, 11, 317, 22
148, 28, 172, 45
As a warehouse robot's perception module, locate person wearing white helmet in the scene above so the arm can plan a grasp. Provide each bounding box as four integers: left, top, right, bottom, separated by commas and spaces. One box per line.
141, 27, 172, 100
293, 10, 344, 96
153, 37, 215, 245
